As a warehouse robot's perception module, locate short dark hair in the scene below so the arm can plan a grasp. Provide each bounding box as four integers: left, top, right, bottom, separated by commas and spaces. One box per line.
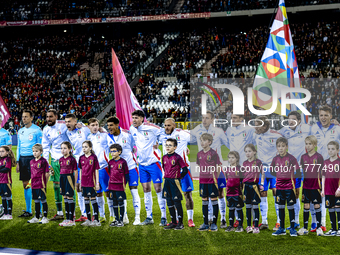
65, 113, 77, 120
166, 138, 177, 147
132, 110, 145, 118
110, 144, 123, 154
47, 109, 58, 116
23, 109, 33, 118
288, 111, 301, 121
107, 116, 119, 124
205, 110, 214, 119
276, 137, 288, 146
88, 118, 99, 125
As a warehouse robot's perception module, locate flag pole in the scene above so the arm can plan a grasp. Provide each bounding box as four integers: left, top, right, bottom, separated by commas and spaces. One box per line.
253, 0, 280, 77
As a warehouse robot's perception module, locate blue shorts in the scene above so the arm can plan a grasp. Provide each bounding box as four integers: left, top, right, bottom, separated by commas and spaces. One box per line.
77, 168, 81, 184
98, 168, 110, 193
295, 177, 302, 189
128, 168, 139, 187
261, 175, 276, 191
139, 162, 163, 184
217, 171, 226, 189
181, 168, 194, 192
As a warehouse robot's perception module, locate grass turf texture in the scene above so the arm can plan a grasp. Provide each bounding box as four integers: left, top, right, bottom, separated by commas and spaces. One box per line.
0, 146, 338, 255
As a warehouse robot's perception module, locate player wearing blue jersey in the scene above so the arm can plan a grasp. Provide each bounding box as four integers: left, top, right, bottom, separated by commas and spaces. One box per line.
159, 118, 195, 227
0, 115, 11, 149
279, 111, 311, 229
42, 109, 69, 221
65, 113, 91, 222
191, 111, 229, 228
16, 110, 42, 218
107, 116, 141, 226
129, 110, 167, 226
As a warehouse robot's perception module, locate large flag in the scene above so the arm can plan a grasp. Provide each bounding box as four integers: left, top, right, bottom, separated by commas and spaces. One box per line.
0, 96, 11, 128
252, 0, 307, 123
111, 48, 144, 130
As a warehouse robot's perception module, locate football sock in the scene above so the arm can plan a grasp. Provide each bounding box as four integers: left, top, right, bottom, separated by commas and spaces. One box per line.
54, 183, 63, 213
131, 189, 141, 218
315, 207, 322, 228
236, 208, 243, 226
144, 192, 153, 218
212, 200, 219, 224
157, 192, 166, 219
278, 205, 285, 229
124, 199, 128, 218
287, 205, 295, 229
118, 201, 124, 221
260, 197, 268, 224
7, 197, 12, 215
34, 200, 40, 219
175, 208, 178, 222
329, 208, 336, 230
235, 209, 238, 222
174, 201, 183, 224
42, 199, 48, 217
246, 204, 252, 226
2, 198, 7, 215
187, 209, 194, 220
85, 199, 91, 220
97, 196, 105, 217
335, 208, 340, 229
91, 199, 99, 221
229, 208, 235, 226
303, 208, 310, 229
253, 204, 259, 228
113, 201, 119, 222
202, 200, 209, 225
218, 197, 226, 221
274, 197, 280, 223
294, 198, 300, 224
167, 200, 176, 224
64, 199, 69, 220
107, 198, 114, 217
24, 187, 32, 213
77, 192, 86, 217
208, 198, 213, 221
310, 203, 316, 224
321, 196, 326, 226
69, 199, 75, 221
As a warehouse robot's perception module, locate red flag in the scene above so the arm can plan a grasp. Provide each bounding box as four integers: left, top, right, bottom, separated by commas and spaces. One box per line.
111, 48, 145, 129
0, 96, 11, 128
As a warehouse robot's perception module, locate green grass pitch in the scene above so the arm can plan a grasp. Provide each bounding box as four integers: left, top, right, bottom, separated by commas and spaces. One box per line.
0, 146, 338, 254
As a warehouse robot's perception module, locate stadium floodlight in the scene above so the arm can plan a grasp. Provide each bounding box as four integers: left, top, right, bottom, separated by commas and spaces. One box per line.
64, 30, 67, 32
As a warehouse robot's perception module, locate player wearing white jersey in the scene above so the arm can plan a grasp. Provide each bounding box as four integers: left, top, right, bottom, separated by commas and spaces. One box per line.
191, 111, 228, 228
65, 113, 91, 222
225, 114, 256, 228
129, 110, 167, 226
42, 109, 69, 221
159, 118, 195, 227
106, 116, 141, 226
253, 116, 282, 231
279, 111, 311, 230
87, 118, 111, 223
310, 105, 340, 231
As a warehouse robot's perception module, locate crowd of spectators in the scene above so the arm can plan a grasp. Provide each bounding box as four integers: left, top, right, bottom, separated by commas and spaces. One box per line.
180, 0, 340, 13
0, 0, 172, 21
210, 21, 340, 78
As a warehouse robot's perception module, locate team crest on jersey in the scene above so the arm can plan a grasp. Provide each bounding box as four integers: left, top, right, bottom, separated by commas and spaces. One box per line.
212, 132, 215, 137
175, 135, 180, 141
171, 159, 176, 165
313, 158, 317, 164
37, 163, 41, 168
122, 139, 127, 144
331, 130, 335, 134
242, 132, 246, 137
285, 160, 288, 166
143, 132, 148, 136
66, 160, 70, 165
96, 135, 100, 139
118, 164, 122, 169
269, 139, 274, 143
326, 200, 330, 207
276, 196, 280, 202
57, 130, 61, 135
28, 134, 33, 141
89, 160, 93, 165
207, 155, 211, 161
